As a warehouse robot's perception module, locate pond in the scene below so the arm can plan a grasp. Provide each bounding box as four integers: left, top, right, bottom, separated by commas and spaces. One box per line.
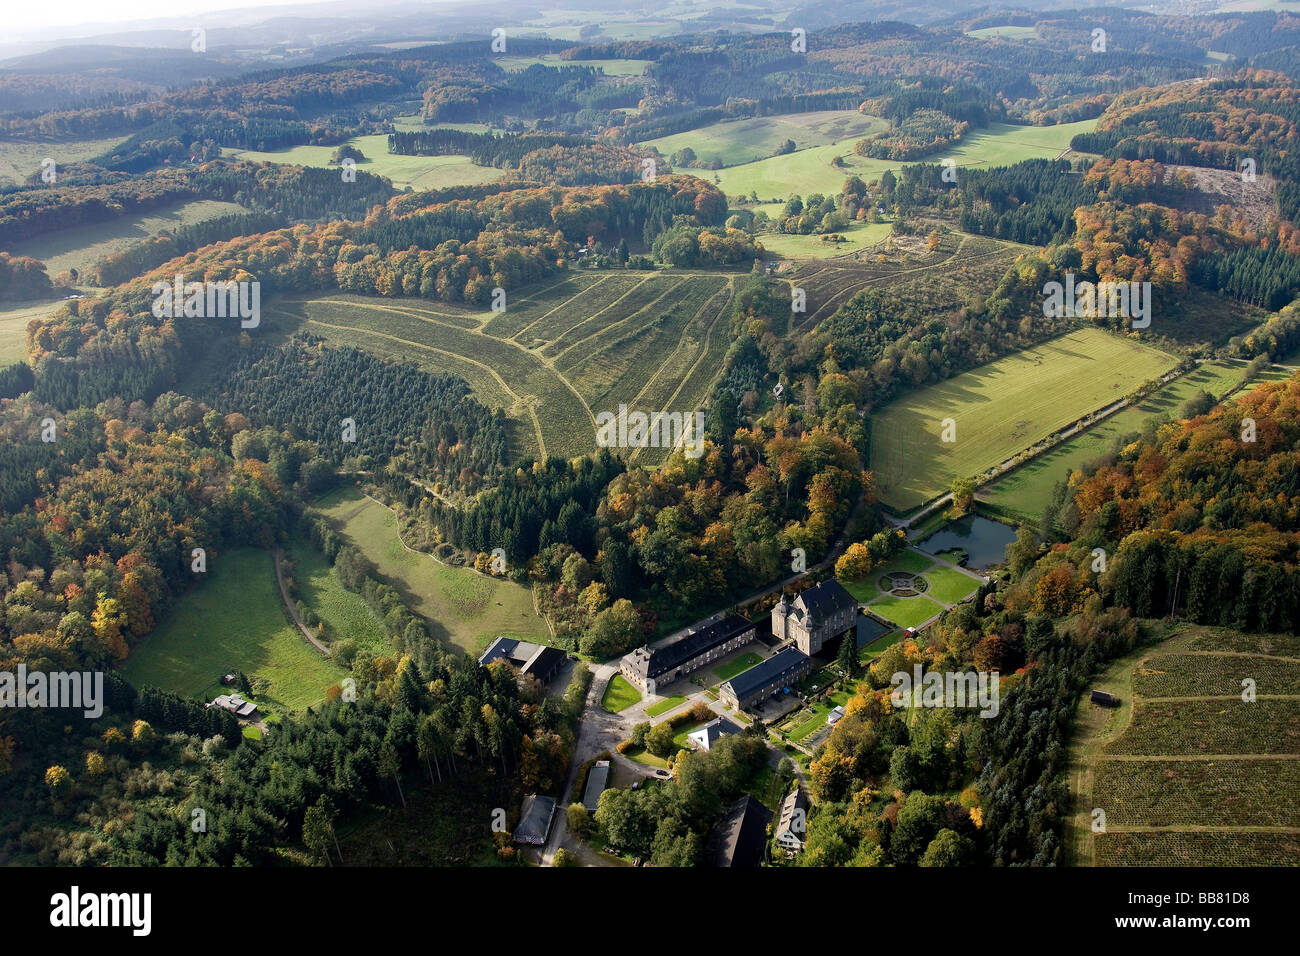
917, 515, 1018, 569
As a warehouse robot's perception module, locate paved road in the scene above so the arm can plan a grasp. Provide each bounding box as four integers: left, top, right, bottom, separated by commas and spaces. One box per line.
541, 663, 622, 866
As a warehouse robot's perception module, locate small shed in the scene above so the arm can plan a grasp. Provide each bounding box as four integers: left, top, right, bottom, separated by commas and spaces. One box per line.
1090, 690, 1119, 707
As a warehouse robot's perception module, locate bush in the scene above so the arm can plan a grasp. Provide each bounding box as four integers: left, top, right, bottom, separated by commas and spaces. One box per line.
645, 721, 677, 757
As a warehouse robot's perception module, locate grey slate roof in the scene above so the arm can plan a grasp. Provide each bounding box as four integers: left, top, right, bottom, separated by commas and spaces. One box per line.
582, 760, 610, 811
624, 613, 755, 681
688, 716, 741, 750
707, 794, 773, 867
721, 647, 809, 701
513, 795, 556, 845
790, 578, 857, 622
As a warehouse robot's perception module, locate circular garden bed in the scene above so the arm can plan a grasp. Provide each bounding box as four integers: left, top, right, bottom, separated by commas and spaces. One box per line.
879, 571, 929, 597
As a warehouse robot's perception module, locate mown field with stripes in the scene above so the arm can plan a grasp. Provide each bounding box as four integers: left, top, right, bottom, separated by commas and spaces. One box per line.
266, 270, 736, 463
1070, 625, 1300, 866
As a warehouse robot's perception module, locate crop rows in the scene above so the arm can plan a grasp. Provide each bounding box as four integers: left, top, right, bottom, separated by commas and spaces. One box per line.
1094, 831, 1300, 866
1132, 653, 1300, 698
1092, 758, 1300, 828
1102, 699, 1300, 757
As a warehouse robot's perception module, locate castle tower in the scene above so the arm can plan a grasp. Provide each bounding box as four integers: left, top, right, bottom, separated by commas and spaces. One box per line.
771, 593, 788, 643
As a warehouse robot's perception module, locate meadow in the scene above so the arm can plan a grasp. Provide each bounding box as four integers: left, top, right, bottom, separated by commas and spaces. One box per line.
965, 26, 1039, 40
312, 486, 548, 655
787, 231, 1024, 330
283, 536, 390, 653
711, 118, 1097, 201
868, 327, 1177, 512
648, 110, 888, 168
10, 199, 247, 280
268, 269, 736, 463
981, 359, 1262, 524
0, 134, 130, 188
118, 547, 344, 713
1070, 625, 1300, 866
0, 300, 57, 365
223, 134, 505, 191
756, 220, 892, 259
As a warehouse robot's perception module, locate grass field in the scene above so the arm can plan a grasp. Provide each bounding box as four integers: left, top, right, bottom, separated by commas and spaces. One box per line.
602, 674, 642, 713
0, 134, 131, 188
283, 535, 389, 653
119, 547, 343, 712
981, 359, 1262, 524
711, 119, 1097, 201
966, 26, 1039, 40
493, 54, 652, 75
757, 220, 893, 259
786, 231, 1026, 332
312, 486, 547, 655
268, 270, 736, 463
0, 299, 57, 366
648, 110, 888, 169
223, 134, 505, 191
711, 651, 763, 683
869, 327, 1177, 512
9, 199, 247, 281
645, 695, 687, 718
1069, 624, 1300, 866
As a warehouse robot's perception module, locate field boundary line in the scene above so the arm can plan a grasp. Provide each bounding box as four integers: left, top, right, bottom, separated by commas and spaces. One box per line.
1094, 753, 1300, 761
550, 276, 688, 366
305, 317, 549, 458
525, 273, 655, 347
1134, 694, 1300, 702
1100, 825, 1300, 834
624, 278, 729, 410
510, 273, 616, 342
332, 296, 599, 431
627, 281, 735, 464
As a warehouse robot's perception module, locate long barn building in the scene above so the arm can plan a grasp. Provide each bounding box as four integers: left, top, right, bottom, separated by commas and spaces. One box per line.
620, 614, 756, 693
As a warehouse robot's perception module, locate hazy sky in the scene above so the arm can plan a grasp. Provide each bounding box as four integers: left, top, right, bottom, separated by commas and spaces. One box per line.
6, 0, 412, 36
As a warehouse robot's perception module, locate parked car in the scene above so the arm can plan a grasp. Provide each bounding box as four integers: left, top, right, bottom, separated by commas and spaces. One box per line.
653, 769, 671, 778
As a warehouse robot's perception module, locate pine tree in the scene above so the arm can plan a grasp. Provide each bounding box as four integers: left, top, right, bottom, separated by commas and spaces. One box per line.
836, 632, 859, 679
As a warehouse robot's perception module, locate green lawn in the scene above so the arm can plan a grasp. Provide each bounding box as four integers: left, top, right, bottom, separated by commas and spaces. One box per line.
648, 110, 887, 169
981, 359, 1257, 524
624, 746, 670, 768
0, 133, 130, 188
924, 564, 983, 605
712, 119, 1097, 201
645, 695, 688, 718
10, 199, 248, 280
602, 674, 642, 713
756, 220, 893, 259
711, 652, 763, 683
119, 547, 344, 713
313, 486, 547, 655
870, 327, 1177, 512
966, 26, 1039, 40
868, 593, 946, 630
863, 629, 906, 659
283, 535, 388, 653
0, 300, 56, 366
787, 689, 852, 743
842, 576, 881, 603
223, 135, 505, 191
